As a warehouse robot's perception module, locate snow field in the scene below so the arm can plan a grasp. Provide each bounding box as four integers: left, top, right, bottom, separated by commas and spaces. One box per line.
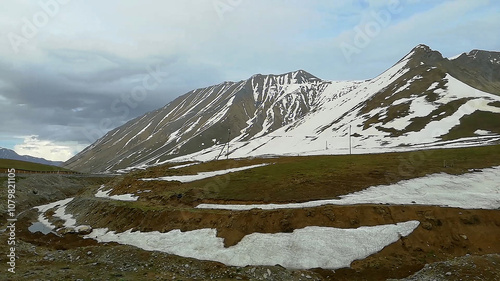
84, 221, 420, 269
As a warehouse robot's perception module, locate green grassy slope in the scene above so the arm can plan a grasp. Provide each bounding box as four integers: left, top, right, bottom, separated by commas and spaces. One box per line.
0, 158, 76, 173
114, 144, 500, 204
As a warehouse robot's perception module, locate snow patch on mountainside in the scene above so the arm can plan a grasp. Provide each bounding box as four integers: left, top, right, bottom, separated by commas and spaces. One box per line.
64, 46, 500, 174
167, 72, 500, 163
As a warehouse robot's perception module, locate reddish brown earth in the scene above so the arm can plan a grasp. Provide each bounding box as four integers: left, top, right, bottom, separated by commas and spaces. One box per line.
6, 201, 499, 280
57, 197, 499, 280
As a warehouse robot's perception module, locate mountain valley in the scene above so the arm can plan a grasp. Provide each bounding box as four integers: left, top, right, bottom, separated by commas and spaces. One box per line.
2, 44, 500, 280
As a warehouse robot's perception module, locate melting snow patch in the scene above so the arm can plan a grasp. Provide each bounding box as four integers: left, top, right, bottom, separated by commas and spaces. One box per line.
197, 166, 500, 210
448, 53, 463, 60
85, 221, 419, 269
474, 130, 491, 136
95, 185, 138, 201
140, 163, 270, 183
169, 162, 200, 169
34, 198, 75, 229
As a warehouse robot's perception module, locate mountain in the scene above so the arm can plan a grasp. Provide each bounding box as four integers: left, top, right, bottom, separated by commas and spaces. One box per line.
447, 49, 500, 95
0, 148, 63, 167
64, 44, 500, 173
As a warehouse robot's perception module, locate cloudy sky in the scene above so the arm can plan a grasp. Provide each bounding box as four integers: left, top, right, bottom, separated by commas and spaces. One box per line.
0, 0, 499, 161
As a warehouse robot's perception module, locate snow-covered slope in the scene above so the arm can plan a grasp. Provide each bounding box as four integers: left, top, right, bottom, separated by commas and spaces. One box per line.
64, 45, 500, 173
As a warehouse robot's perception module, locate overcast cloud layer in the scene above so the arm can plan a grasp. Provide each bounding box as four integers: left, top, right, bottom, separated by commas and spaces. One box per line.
0, 0, 499, 161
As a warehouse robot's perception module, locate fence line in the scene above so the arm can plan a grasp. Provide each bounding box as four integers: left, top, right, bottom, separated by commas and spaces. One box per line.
0, 169, 81, 175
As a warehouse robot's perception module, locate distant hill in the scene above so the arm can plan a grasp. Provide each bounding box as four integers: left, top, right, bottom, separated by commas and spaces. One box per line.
0, 158, 75, 173
0, 148, 63, 167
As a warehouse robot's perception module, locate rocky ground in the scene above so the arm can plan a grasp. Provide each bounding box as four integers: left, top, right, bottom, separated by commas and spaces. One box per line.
1, 171, 499, 280
391, 254, 500, 281
1, 230, 499, 281
1, 231, 324, 281
0, 174, 109, 227
0, 175, 324, 280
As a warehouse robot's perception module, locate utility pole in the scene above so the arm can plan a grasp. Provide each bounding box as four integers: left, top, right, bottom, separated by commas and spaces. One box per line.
349, 125, 352, 155
226, 129, 231, 160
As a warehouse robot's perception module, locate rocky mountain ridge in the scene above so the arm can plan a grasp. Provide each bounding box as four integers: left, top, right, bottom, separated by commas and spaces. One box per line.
0, 147, 63, 167
64, 44, 500, 173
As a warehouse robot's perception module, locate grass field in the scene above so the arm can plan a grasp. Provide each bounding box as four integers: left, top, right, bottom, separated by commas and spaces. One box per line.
0, 158, 75, 173
112, 144, 500, 204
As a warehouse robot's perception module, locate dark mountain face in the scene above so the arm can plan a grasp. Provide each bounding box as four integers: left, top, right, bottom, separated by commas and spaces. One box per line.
64, 45, 500, 173
64, 70, 328, 172
399, 45, 500, 95
0, 148, 63, 167
447, 49, 500, 95
352, 45, 500, 142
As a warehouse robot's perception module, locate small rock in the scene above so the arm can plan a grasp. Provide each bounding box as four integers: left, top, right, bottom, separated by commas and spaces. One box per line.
446, 272, 452, 276
75, 225, 93, 235
87, 251, 92, 256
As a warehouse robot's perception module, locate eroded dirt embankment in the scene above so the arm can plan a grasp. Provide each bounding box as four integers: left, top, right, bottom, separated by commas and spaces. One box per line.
59, 197, 500, 279
0, 175, 110, 228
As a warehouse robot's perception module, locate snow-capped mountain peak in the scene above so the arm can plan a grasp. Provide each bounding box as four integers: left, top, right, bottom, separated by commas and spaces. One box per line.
64, 45, 500, 173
